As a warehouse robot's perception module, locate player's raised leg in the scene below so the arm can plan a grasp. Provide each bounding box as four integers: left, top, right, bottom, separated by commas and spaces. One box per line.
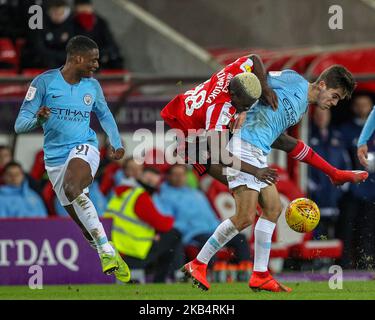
273, 134, 368, 185
63, 156, 130, 283
248, 184, 292, 292
181, 185, 258, 290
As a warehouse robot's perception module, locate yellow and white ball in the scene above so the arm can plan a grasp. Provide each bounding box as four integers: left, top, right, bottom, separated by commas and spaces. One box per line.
285, 198, 320, 233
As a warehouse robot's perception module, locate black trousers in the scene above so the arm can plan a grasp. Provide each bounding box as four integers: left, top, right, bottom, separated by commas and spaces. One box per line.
123, 228, 184, 282
337, 195, 375, 269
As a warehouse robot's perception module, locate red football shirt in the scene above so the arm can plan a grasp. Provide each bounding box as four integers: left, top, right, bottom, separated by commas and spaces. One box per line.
161, 56, 254, 135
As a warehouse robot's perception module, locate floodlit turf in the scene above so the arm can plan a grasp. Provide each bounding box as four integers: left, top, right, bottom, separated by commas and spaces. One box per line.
1, 281, 375, 300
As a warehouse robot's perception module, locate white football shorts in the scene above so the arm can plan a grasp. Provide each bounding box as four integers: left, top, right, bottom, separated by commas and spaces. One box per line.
225, 135, 269, 192
46, 144, 100, 206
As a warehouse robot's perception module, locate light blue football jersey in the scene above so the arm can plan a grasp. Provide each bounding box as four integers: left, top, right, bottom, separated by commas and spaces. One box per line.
239, 70, 309, 154
15, 68, 122, 167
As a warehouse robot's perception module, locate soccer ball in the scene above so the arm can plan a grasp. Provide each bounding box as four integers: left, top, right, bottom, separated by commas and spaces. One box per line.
285, 198, 320, 233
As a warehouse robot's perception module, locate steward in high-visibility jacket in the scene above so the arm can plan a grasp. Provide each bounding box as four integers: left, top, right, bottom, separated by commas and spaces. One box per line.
104, 185, 175, 260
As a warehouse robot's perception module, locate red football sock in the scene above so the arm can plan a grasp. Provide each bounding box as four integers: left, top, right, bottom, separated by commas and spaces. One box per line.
194, 258, 206, 266
288, 140, 337, 177
253, 270, 270, 278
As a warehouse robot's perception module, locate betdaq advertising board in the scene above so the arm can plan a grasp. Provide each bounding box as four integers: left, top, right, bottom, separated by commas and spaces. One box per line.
0, 218, 115, 285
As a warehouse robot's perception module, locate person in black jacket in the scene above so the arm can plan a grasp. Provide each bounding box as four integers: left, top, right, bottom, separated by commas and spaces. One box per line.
73, 0, 124, 69
21, 0, 75, 68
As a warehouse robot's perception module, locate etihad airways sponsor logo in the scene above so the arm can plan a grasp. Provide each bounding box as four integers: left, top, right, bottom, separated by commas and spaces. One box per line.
50, 107, 90, 122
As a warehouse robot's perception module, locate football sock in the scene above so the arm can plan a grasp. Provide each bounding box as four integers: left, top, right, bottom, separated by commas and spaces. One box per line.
196, 219, 239, 264
72, 193, 115, 256
288, 140, 337, 177
253, 218, 276, 272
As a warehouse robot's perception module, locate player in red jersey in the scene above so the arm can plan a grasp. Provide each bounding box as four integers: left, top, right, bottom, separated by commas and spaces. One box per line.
161, 55, 279, 185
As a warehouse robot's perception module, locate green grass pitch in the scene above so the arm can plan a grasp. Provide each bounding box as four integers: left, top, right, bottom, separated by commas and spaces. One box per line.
1, 281, 375, 300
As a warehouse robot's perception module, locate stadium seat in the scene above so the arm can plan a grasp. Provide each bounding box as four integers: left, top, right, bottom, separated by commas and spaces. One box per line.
99, 69, 129, 75
207, 47, 277, 66
284, 53, 320, 73
289, 235, 343, 260
21, 69, 47, 77
0, 70, 17, 76
0, 38, 17, 70
265, 54, 294, 72
184, 244, 235, 262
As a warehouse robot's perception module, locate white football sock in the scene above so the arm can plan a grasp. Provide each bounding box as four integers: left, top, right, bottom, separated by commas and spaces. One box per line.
196, 219, 239, 264
253, 218, 276, 272
72, 193, 115, 256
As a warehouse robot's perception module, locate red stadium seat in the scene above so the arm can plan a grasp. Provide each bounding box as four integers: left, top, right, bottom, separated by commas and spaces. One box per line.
0, 38, 17, 69
97, 70, 131, 100
284, 53, 320, 73
207, 47, 277, 66
98, 69, 129, 75
184, 244, 235, 262
0, 70, 17, 76
265, 54, 294, 72
289, 232, 343, 259
21, 68, 47, 77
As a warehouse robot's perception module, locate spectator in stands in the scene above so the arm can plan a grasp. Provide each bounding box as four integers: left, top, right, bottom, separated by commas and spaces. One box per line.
73, 0, 124, 69
22, 0, 75, 69
100, 156, 143, 196
0, 145, 12, 185
308, 107, 351, 240
338, 94, 375, 269
340, 94, 375, 166
0, 161, 47, 218
105, 166, 182, 283
157, 164, 251, 266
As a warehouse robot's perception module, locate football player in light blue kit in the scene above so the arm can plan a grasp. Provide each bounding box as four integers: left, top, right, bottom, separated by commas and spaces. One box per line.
357, 104, 375, 168
14, 35, 130, 283
193, 65, 359, 292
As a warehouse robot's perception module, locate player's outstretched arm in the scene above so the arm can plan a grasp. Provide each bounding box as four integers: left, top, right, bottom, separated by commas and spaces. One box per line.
93, 81, 124, 160
248, 54, 278, 110
357, 106, 375, 168
207, 130, 278, 185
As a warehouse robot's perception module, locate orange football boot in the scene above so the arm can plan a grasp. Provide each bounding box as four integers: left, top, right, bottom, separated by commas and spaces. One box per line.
329, 169, 368, 186
249, 271, 292, 293
181, 259, 210, 291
